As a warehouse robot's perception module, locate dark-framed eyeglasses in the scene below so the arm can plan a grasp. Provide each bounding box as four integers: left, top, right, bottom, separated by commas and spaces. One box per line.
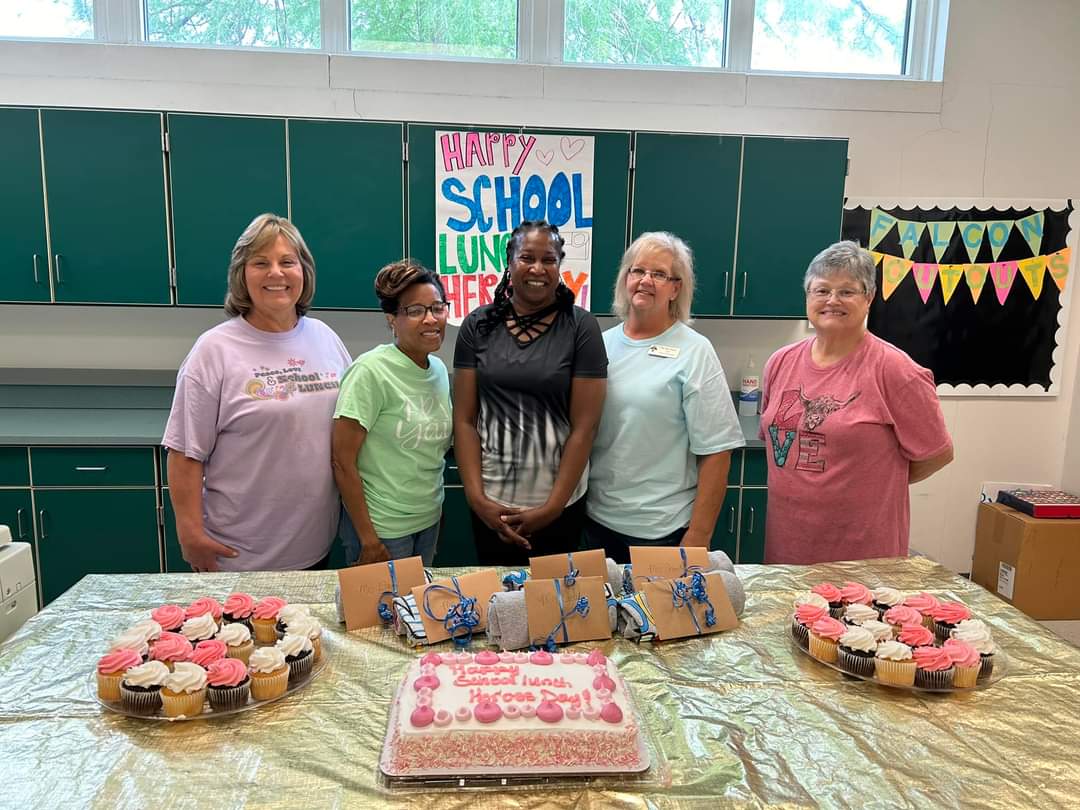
628, 268, 680, 284
398, 302, 449, 319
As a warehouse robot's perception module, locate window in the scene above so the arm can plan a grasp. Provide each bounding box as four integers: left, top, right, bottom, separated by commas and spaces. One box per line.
144, 0, 321, 49
0, 0, 94, 39
563, 0, 727, 68
350, 0, 517, 59
751, 0, 909, 74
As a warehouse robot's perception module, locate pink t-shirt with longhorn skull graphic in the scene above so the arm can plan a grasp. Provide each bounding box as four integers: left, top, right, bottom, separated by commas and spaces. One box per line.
759, 333, 951, 564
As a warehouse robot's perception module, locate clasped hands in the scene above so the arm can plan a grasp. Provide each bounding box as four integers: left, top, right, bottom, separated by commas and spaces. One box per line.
472, 496, 561, 550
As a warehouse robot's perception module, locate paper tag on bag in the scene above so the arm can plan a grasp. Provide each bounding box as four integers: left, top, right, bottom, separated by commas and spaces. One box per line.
524, 576, 611, 647
529, 548, 606, 581
337, 556, 426, 631
629, 546, 710, 583
412, 569, 502, 644
643, 572, 739, 641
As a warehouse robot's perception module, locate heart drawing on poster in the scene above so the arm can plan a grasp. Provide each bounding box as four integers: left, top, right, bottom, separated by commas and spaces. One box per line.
534, 148, 554, 165
561, 136, 585, 160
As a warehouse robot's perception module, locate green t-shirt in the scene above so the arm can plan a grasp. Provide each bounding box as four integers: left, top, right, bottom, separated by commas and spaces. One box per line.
334, 343, 452, 538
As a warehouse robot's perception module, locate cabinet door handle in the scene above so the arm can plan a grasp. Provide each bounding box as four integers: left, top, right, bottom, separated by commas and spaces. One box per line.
747, 506, 755, 535
723, 271, 730, 299
75, 466, 108, 472
742, 272, 748, 298
54, 254, 63, 285
16, 508, 26, 539
38, 510, 48, 540
728, 506, 735, 533
32, 254, 41, 284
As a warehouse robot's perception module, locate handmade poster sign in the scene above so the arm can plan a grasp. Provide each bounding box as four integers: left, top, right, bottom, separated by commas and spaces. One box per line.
523, 576, 611, 648
642, 572, 739, 641
412, 569, 502, 644
434, 129, 596, 325
337, 556, 426, 631
529, 548, 606, 582
843, 198, 1077, 395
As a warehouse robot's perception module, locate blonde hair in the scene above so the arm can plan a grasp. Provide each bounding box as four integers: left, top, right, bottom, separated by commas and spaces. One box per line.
612, 232, 696, 323
224, 213, 316, 318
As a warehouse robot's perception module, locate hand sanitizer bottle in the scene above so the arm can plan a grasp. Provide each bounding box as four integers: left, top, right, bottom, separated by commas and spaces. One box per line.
739, 356, 760, 417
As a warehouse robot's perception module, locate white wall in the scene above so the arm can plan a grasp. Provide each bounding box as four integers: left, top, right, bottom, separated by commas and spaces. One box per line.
1, 0, 1078, 573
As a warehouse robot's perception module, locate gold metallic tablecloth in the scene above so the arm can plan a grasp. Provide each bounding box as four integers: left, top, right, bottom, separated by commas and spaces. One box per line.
3, 557, 1080, 809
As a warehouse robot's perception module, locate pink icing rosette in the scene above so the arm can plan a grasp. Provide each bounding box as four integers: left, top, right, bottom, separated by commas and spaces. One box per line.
903, 592, 940, 613
912, 645, 953, 672
150, 632, 193, 663
839, 581, 872, 605
98, 648, 143, 675
536, 700, 564, 723
600, 703, 623, 724
185, 597, 223, 621
223, 592, 256, 619
942, 639, 981, 669
811, 583, 842, 604
191, 639, 228, 667
795, 604, 828, 627
883, 605, 924, 627
809, 617, 846, 641
931, 601, 972, 625
151, 604, 185, 631
897, 623, 935, 648
206, 657, 249, 688
253, 596, 288, 621
529, 650, 554, 665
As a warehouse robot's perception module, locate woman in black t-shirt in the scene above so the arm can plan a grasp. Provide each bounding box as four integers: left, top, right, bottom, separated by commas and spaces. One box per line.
453, 220, 608, 565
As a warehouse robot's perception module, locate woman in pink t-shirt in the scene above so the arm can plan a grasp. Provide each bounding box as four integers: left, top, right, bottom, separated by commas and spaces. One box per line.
759, 241, 953, 564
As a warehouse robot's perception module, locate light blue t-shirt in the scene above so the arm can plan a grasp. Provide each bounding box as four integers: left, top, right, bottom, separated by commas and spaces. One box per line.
587, 321, 745, 538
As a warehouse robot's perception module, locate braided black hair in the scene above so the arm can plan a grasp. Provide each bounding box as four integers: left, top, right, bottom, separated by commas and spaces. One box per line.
478, 220, 575, 334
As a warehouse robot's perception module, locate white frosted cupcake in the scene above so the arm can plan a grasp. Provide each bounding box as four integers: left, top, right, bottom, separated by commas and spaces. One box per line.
125, 619, 163, 644
160, 661, 208, 718
874, 641, 916, 686
861, 620, 894, 644
950, 619, 996, 679
870, 586, 905, 619
276, 633, 314, 681
180, 613, 218, 646
287, 616, 323, 662
276, 604, 312, 639
249, 647, 289, 700
120, 660, 170, 714
217, 621, 256, 665
842, 603, 879, 626
837, 626, 877, 676
793, 592, 830, 611
108, 631, 150, 661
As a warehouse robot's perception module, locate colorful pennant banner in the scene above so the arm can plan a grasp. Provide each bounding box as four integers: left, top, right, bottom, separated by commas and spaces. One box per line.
869, 208, 1045, 262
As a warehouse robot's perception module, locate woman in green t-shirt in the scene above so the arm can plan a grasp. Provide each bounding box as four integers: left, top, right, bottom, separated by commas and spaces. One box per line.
332, 261, 453, 565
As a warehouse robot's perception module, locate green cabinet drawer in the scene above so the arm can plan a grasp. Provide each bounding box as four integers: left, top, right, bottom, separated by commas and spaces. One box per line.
742, 449, 768, 486
433, 486, 478, 567
30, 447, 156, 487
0, 489, 34, 542
0, 447, 30, 486
738, 488, 767, 564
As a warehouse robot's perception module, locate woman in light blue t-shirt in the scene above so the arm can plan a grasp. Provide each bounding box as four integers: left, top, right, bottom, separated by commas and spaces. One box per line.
586, 233, 745, 563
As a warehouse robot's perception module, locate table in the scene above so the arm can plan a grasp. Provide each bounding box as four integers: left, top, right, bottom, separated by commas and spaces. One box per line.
2, 557, 1078, 808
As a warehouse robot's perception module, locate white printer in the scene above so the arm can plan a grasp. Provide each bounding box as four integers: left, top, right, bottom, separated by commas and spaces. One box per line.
0, 525, 38, 644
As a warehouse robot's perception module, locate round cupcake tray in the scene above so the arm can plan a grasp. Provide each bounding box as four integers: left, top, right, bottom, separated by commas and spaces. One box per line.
790, 629, 1007, 693
90, 639, 329, 721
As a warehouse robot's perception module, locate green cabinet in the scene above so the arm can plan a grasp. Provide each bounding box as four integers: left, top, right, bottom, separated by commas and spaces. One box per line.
733, 137, 848, 316
168, 113, 288, 305
30, 447, 155, 487
34, 489, 160, 605
434, 486, 478, 567
739, 487, 768, 565
162, 494, 187, 573
41, 109, 171, 304
0, 489, 33, 542
289, 119, 405, 310
0, 447, 30, 486
708, 448, 768, 564
0, 108, 50, 303
710, 487, 740, 561
631, 132, 741, 316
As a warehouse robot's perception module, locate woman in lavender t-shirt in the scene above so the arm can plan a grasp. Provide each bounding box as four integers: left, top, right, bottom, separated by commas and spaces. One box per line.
759, 241, 953, 564
162, 214, 351, 572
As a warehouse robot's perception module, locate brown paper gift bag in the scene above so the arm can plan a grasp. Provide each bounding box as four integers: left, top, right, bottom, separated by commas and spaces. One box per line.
412, 569, 502, 644
337, 556, 426, 631
524, 576, 611, 648
642, 571, 738, 641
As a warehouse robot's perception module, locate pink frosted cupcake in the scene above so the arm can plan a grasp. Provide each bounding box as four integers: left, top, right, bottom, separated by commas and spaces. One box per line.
912, 645, 954, 689
839, 581, 872, 607
791, 603, 828, 650
151, 604, 185, 633
903, 592, 940, 630
252, 597, 288, 644
150, 631, 193, 670
883, 605, 924, 634
950, 619, 996, 679
222, 592, 256, 630
185, 597, 223, 627
942, 639, 981, 687
897, 623, 935, 649
191, 639, 228, 668
97, 648, 143, 701
930, 601, 972, 642
811, 583, 844, 618
808, 616, 846, 663
207, 657, 251, 710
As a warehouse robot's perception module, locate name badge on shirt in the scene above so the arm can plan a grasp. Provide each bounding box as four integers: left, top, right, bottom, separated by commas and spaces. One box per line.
648, 344, 680, 359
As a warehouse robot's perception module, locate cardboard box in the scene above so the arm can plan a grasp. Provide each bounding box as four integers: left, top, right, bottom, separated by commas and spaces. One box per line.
971, 503, 1080, 620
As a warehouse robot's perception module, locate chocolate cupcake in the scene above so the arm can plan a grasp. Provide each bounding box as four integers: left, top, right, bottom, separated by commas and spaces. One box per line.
120, 660, 170, 714
837, 626, 877, 677
276, 633, 314, 681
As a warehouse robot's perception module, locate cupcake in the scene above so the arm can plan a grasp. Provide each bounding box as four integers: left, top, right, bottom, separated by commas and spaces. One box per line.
160, 661, 208, 718
837, 625, 877, 677
870, 586, 905, 619
180, 613, 218, 647
207, 657, 251, 710
120, 660, 170, 714
950, 619, 996, 679
791, 603, 828, 650
287, 615, 323, 662
125, 619, 163, 644
808, 616, 846, 663
882, 605, 924, 634
874, 641, 916, 686
897, 622, 935, 650
108, 631, 150, 662
222, 592, 256, 630
275, 604, 311, 639
97, 648, 143, 701
217, 621, 256, 665
191, 639, 228, 668
861, 619, 894, 644
842, 603, 878, 626
151, 604, 185, 633
793, 592, 830, 611
903, 592, 940, 630
811, 583, 844, 618
185, 597, 224, 627
839, 581, 873, 607
912, 646, 955, 689
252, 597, 288, 644
930, 601, 972, 642
248, 647, 290, 700
149, 632, 193, 670
942, 639, 982, 687
276, 633, 315, 681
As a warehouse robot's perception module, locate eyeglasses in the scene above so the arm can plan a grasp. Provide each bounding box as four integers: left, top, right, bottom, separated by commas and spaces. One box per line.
807, 286, 866, 301
398, 302, 449, 319
628, 268, 680, 284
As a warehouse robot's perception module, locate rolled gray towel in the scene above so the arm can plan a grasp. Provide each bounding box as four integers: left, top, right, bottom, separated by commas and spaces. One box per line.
334, 584, 345, 624
716, 570, 746, 616
487, 585, 619, 650
605, 558, 625, 596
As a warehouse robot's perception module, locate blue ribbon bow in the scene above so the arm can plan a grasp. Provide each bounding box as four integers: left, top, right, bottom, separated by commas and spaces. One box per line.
564, 553, 579, 587
422, 576, 481, 647
502, 569, 528, 591
540, 579, 590, 652
377, 560, 398, 624
670, 571, 717, 635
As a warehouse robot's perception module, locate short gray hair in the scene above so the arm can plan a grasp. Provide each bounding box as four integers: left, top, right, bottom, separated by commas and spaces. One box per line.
612, 232, 696, 323
803, 240, 877, 299
224, 213, 316, 318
